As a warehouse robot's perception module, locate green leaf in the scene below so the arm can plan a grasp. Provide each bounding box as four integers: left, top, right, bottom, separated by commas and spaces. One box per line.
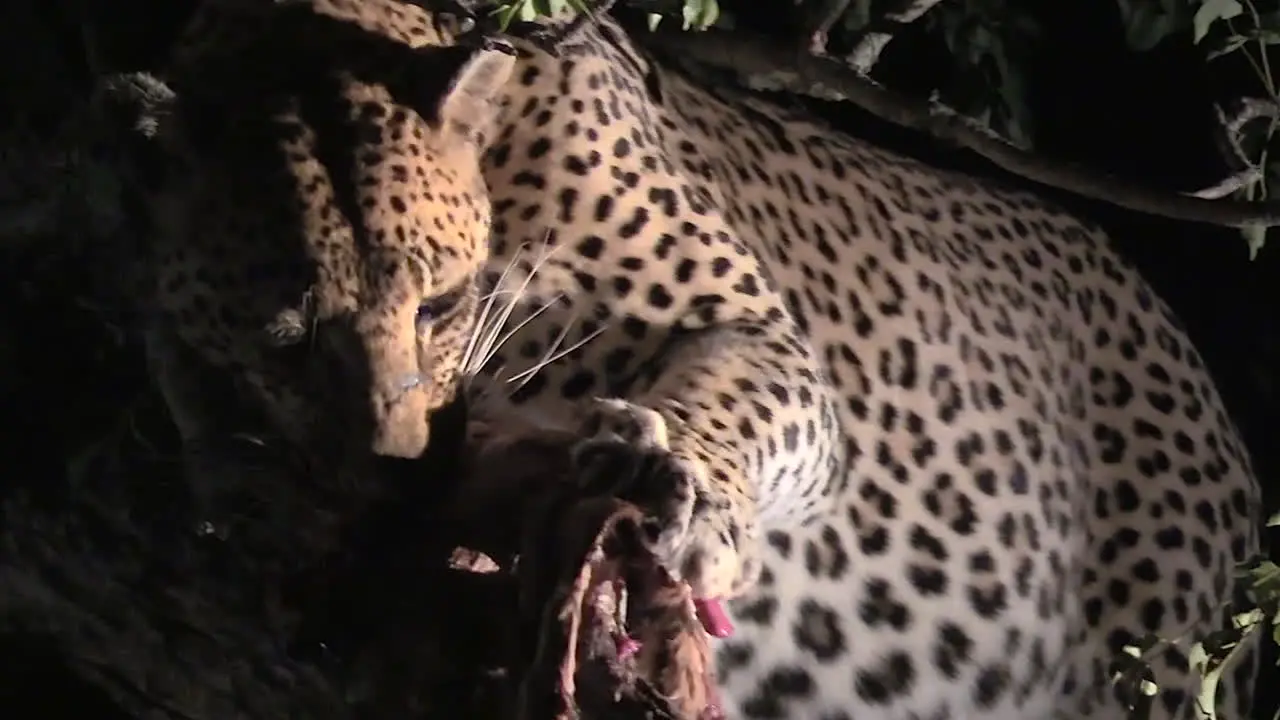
1190, 608, 1266, 720
490, 2, 526, 30
1250, 561, 1280, 592
701, 0, 721, 28
681, 0, 719, 30
1193, 0, 1244, 45
680, 0, 697, 29
1242, 224, 1267, 259
1206, 34, 1249, 60
524, 0, 550, 21
646, 12, 663, 31
1193, 644, 1222, 720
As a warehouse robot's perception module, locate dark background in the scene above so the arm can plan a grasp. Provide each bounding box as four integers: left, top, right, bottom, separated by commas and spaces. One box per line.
0, 0, 1276, 716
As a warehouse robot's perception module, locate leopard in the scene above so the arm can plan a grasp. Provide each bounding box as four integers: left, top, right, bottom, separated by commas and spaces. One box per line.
130, 0, 1263, 718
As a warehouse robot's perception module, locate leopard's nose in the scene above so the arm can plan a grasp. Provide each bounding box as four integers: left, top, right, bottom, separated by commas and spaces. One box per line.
370, 382, 431, 458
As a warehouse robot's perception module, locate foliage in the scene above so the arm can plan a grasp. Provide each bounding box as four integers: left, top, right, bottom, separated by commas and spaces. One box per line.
491, 0, 590, 28
2, 0, 1277, 717
491, 0, 721, 31
1108, 513, 1280, 720
1118, 0, 1280, 257
923, 0, 1040, 149
795, 0, 1280, 257
1109, 0, 1280, 696
1193, 513, 1280, 720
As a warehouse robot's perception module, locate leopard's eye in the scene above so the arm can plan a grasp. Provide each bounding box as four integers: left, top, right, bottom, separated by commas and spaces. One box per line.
415, 281, 470, 328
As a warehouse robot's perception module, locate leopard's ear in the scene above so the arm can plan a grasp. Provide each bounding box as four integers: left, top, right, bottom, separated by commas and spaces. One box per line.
435, 41, 517, 144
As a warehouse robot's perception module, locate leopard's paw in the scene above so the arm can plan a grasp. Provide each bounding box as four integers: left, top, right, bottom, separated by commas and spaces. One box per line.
572, 399, 756, 638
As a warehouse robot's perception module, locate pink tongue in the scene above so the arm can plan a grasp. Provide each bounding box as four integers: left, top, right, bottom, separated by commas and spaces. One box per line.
693, 597, 734, 638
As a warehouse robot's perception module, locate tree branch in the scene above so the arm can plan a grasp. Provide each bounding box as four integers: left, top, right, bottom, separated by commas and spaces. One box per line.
637, 22, 1280, 229
1193, 96, 1279, 200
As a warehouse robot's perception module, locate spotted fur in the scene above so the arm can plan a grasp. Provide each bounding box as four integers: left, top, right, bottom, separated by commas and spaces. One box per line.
142, 1, 1261, 718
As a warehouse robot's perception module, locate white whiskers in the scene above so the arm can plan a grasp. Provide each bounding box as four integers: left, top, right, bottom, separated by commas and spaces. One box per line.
462, 239, 558, 376
506, 320, 606, 392
459, 235, 608, 402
